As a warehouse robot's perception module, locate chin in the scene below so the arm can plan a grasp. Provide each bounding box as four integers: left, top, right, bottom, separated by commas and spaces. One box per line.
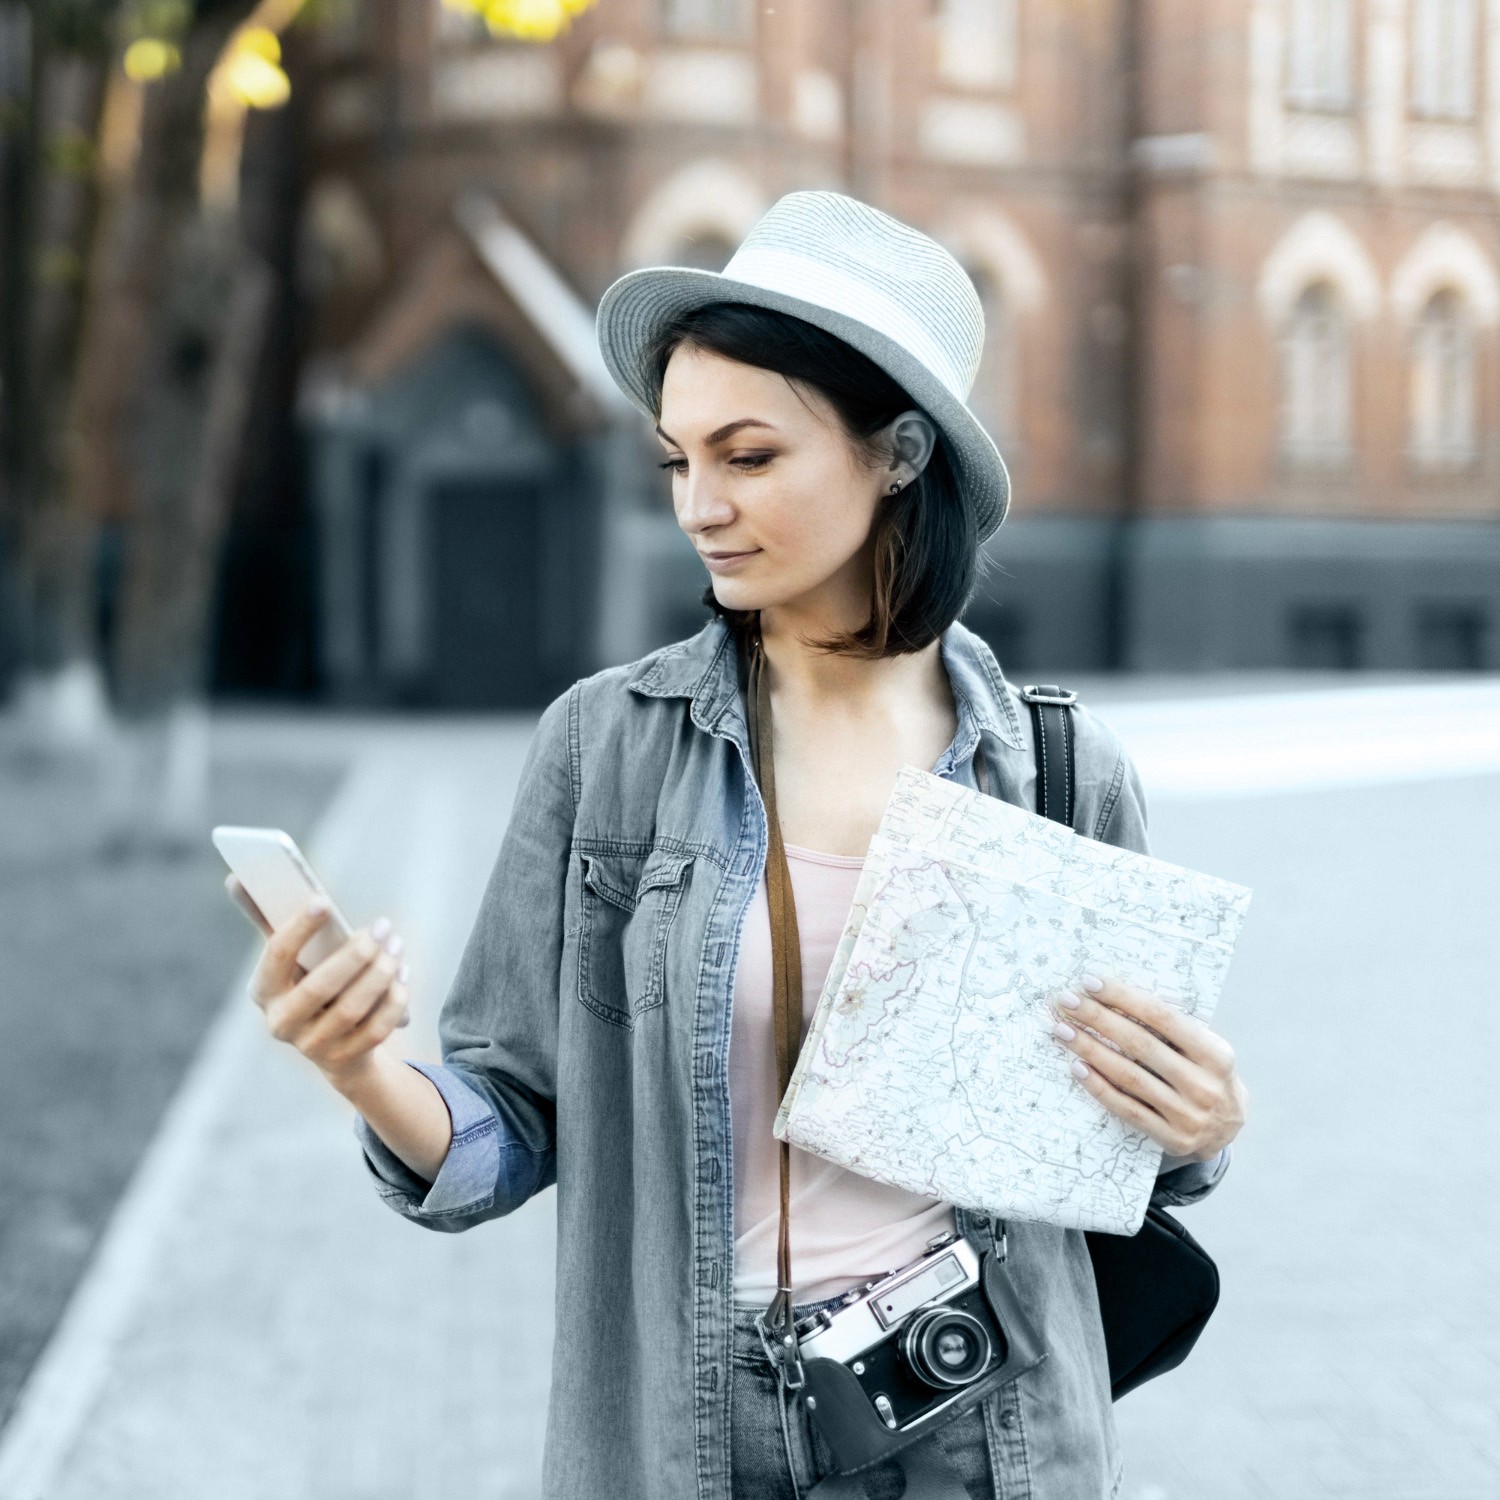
708, 580, 763, 610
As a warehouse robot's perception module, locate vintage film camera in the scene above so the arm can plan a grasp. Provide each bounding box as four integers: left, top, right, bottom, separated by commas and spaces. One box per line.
784, 1229, 1046, 1473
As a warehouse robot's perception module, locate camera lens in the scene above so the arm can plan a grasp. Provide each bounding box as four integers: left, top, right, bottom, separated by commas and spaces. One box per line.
900, 1307, 993, 1389
935, 1329, 970, 1368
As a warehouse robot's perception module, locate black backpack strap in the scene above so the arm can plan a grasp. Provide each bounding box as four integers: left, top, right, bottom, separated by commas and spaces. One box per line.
1018, 684, 1078, 827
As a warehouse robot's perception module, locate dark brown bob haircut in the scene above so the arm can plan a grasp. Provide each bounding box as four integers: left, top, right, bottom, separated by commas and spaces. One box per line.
644, 302, 984, 660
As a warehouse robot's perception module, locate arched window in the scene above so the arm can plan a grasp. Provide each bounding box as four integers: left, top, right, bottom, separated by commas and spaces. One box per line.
660, 0, 747, 40
1285, 0, 1354, 110
964, 263, 1016, 443
936, 0, 1018, 89
1411, 0, 1477, 118
1281, 281, 1352, 465
1409, 287, 1476, 467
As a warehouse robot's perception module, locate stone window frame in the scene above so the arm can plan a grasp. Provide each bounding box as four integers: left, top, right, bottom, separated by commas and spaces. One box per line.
1283, 0, 1356, 112
658, 0, 752, 43
1279, 279, 1356, 469
1407, 285, 1479, 470
933, 0, 1020, 92
1409, 0, 1479, 120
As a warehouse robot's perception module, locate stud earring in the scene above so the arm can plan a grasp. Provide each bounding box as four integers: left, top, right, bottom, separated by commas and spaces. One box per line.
888, 481, 903, 494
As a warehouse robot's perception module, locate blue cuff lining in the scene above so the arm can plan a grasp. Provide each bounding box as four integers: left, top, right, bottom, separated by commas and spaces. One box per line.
353, 1060, 502, 1218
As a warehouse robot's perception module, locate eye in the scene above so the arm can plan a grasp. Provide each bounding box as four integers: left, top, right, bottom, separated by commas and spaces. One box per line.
657, 453, 771, 474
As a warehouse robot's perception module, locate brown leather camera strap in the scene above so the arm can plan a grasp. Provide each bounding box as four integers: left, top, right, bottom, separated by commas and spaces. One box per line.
742, 619, 981, 1500
743, 621, 802, 1347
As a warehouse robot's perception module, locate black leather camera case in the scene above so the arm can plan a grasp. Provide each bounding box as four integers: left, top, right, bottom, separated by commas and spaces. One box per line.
798, 1249, 1048, 1475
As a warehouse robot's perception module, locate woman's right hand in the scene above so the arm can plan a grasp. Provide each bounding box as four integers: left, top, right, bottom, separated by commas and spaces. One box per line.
230, 876, 411, 1089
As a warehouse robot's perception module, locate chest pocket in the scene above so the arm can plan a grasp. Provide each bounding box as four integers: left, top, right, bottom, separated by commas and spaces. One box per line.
576, 845, 694, 1027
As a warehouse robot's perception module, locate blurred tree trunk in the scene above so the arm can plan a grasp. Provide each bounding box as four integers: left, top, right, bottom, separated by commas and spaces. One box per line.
97, 231, 273, 851
68, 2, 268, 851
1, 4, 115, 750
6, 0, 297, 849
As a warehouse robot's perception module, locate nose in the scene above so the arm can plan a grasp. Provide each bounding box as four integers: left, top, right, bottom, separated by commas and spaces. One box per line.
674, 465, 736, 534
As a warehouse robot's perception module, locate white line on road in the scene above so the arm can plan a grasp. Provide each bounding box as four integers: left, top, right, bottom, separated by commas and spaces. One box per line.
1097, 679, 1500, 799
0, 754, 388, 1500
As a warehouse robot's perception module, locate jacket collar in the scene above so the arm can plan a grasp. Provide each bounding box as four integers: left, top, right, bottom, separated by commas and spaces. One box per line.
625, 613, 1026, 752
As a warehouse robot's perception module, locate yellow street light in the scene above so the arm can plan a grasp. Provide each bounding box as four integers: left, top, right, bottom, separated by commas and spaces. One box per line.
442, 0, 599, 43
122, 38, 182, 82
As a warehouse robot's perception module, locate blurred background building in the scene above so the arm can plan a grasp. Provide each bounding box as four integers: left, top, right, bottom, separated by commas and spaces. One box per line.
5, 0, 1500, 713
2, 15, 1497, 1485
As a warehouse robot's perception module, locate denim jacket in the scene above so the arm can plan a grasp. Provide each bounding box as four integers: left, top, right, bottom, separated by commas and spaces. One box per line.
354, 613, 1231, 1500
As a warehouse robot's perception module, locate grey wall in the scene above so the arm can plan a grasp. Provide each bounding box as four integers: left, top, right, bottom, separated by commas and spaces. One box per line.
1124, 517, 1500, 672
602, 513, 1500, 678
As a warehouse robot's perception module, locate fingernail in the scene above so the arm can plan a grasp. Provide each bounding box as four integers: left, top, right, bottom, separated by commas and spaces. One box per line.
1052, 1020, 1076, 1041
1056, 990, 1082, 1009
370, 916, 392, 942
384, 932, 404, 958
1070, 1058, 1090, 1078
1080, 974, 1104, 992
306, 897, 329, 916
396, 963, 409, 984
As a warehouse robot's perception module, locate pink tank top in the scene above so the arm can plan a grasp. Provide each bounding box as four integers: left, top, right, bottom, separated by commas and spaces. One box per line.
729, 841, 958, 1307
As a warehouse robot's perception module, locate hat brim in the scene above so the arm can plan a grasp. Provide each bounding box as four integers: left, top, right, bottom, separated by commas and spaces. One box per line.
595, 265, 1010, 542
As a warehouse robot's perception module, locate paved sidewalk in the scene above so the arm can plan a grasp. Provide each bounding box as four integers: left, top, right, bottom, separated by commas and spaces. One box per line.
0, 733, 343, 1434
0, 680, 1496, 1499
1112, 770, 1500, 1500
0, 715, 558, 1500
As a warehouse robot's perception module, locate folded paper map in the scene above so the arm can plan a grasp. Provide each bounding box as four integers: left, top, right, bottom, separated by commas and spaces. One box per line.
772, 765, 1253, 1235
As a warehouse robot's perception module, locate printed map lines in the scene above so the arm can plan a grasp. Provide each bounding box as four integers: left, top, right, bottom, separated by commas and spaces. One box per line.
776, 765, 1252, 1234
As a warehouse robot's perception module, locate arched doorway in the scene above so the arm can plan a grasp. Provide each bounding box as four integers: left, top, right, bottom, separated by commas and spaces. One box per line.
307, 325, 595, 708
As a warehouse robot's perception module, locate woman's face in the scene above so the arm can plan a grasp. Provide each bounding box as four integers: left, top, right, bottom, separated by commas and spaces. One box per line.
655, 344, 891, 625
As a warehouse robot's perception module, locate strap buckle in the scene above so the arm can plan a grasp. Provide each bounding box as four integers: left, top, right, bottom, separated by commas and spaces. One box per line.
756, 1293, 806, 1391
970, 1213, 1009, 1262
990, 1220, 1009, 1263
1020, 684, 1078, 706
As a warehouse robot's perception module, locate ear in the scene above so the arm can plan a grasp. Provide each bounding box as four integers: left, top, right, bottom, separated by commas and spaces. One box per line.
881, 409, 938, 486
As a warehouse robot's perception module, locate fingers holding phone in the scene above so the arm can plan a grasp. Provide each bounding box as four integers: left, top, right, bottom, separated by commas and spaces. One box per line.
251, 904, 412, 1084
294, 918, 412, 1073
213, 825, 414, 1086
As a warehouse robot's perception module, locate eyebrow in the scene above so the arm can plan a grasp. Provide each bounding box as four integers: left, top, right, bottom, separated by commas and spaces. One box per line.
654, 418, 778, 448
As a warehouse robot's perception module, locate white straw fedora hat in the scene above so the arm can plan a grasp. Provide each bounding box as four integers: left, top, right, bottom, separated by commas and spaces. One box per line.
594, 189, 1011, 543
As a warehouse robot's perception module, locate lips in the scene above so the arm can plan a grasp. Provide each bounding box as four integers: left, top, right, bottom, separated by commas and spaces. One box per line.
701, 547, 760, 573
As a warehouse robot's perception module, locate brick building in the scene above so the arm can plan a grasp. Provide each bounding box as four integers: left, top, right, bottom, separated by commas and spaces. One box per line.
292, 0, 1500, 705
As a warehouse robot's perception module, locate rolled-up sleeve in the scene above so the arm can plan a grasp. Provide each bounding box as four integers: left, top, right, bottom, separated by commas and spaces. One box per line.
1152, 1143, 1232, 1207
1093, 728, 1234, 1210
353, 682, 576, 1233
355, 1060, 510, 1221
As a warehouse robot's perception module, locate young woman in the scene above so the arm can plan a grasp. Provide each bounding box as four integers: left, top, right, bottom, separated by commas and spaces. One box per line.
232, 193, 1247, 1500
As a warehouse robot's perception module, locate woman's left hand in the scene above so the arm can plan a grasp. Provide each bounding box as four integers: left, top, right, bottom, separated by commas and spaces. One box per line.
1049, 974, 1248, 1162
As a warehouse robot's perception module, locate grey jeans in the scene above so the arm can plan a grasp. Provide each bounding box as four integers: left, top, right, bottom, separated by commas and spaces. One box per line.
729, 1297, 1005, 1499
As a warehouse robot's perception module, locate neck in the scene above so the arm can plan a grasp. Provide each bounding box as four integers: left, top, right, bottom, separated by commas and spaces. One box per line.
754, 606, 947, 716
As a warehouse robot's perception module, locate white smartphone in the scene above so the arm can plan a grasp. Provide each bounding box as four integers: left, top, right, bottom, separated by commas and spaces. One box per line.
212, 825, 355, 971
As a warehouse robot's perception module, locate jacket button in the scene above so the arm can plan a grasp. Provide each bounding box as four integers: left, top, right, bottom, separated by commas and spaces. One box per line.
999, 1409, 1016, 1429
